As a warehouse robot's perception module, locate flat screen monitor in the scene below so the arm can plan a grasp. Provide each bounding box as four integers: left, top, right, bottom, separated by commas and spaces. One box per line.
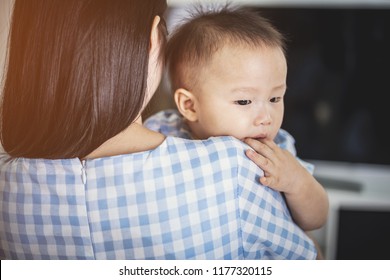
326, 201, 390, 260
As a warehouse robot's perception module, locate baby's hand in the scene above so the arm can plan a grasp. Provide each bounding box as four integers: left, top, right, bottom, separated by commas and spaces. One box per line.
244, 138, 306, 194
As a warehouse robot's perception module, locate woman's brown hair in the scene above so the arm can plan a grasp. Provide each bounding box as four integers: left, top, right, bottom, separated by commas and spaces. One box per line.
0, 0, 167, 159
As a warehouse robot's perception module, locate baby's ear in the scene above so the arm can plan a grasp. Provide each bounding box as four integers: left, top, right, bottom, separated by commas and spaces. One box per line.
174, 88, 198, 122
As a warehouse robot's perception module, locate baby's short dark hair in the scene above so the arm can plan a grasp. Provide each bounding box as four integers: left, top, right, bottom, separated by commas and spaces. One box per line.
166, 4, 286, 92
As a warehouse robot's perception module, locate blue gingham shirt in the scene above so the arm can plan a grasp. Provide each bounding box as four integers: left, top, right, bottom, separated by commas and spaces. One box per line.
0, 136, 316, 259
144, 109, 314, 173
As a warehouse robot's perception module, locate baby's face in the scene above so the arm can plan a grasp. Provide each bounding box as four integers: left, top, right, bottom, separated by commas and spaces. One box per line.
190, 44, 287, 142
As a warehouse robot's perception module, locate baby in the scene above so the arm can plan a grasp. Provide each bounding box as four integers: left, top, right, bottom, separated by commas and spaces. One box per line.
145, 5, 328, 236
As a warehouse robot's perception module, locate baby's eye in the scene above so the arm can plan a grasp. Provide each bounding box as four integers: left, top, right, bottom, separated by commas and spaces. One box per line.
270, 97, 282, 103
234, 100, 252, 105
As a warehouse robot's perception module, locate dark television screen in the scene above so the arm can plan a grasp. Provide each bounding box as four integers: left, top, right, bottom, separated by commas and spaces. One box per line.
254, 8, 390, 165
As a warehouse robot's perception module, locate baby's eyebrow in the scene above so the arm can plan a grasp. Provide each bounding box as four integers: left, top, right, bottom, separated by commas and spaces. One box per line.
230, 87, 257, 94
273, 84, 287, 90
230, 84, 287, 94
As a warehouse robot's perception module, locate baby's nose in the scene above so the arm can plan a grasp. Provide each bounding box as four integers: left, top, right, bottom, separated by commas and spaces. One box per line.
254, 111, 271, 126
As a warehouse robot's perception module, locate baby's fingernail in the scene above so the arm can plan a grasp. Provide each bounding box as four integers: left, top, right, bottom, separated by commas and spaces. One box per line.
247, 149, 256, 157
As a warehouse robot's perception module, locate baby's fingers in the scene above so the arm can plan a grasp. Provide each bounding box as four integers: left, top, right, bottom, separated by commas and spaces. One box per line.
245, 149, 272, 170
244, 138, 272, 156
246, 149, 281, 189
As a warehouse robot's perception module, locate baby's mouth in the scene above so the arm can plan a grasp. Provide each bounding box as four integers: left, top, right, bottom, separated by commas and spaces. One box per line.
253, 134, 267, 141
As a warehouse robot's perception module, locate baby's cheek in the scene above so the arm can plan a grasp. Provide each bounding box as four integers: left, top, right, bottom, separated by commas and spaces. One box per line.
224, 124, 249, 139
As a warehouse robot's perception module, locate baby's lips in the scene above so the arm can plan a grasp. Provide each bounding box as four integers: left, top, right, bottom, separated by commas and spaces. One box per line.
253, 134, 267, 141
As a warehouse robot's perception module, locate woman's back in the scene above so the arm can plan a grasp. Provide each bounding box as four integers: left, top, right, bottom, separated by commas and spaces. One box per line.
0, 136, 316, 259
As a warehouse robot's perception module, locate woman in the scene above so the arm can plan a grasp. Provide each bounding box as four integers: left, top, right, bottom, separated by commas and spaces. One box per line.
0, 0, 316, 260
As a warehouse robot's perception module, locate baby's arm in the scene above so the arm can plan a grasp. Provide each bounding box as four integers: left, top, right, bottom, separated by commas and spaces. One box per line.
244, 138, 329, 231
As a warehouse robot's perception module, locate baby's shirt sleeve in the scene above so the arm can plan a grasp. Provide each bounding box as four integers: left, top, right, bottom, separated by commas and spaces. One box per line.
275, 129, 315, 174
144, 109, 192, 139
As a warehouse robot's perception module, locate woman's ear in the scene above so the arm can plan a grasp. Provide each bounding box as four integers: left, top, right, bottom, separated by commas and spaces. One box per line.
174, 88, 198, 122
150, 15, 161, 54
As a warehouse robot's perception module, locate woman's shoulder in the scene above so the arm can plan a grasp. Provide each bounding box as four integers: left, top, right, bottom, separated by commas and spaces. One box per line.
164, 135, 250, 158
161, 136, 263, 175
0, 136, 255, 176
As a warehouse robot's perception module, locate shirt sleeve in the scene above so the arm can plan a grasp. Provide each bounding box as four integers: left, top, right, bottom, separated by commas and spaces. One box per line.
143, 109, 192, 139
276, 129, 315, 174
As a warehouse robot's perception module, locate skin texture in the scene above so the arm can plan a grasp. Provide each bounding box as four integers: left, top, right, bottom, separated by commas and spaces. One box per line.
176, 45, 286, 142
175, 44, 328, 231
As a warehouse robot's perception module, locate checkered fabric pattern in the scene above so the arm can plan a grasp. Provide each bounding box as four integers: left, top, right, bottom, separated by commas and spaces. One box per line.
0, 136, 316, 259
144, 109, 315, 173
